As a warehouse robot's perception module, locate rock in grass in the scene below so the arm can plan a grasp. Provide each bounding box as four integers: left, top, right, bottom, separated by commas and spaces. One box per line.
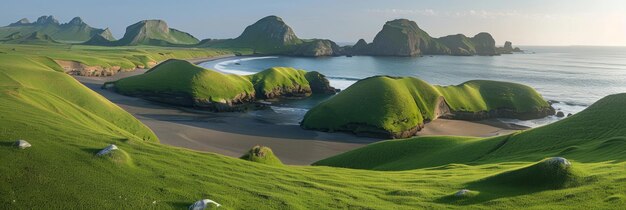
96, 144, 118, 156
14, 140, 31, 149
454, 189, 471, 197
546, 157, 571, 167
189, 199, 221, 210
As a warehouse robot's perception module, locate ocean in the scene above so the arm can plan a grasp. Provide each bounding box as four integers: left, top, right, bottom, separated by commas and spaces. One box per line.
198, 46, 626, 127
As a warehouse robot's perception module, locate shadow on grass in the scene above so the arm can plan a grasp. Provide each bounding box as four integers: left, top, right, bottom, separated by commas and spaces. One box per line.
167, 201, 190, 209
0, 140, 18, 148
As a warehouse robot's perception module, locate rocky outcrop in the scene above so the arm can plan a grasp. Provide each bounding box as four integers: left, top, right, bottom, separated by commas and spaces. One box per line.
469, 32, 498, 56
443, 106, 556, 121
111, 19, 199, 46
353, 19, 500, 57
305, 71, 339, 93
233, 15, 302, 48
349, 39, 369, 55
291, 39, 341, 56
365, 19, 450, 56
54, 60, 133, 76
497, 41, 523, 54
436, 34, 475, 56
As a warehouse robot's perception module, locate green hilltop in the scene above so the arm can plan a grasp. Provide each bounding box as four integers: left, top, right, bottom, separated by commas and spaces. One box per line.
301, 76, 554, 138
0, 46, 625, 209
85, 20, 200, 47
110, 59, 336, 111
207, 16, 343, 56
314, 93, 626, 170
0, 16, 113, 42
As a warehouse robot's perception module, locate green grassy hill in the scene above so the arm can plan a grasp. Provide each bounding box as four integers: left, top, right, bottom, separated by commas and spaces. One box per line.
113, 20, 199, 46
314, 93, 626, 170
1, 51, 625, 209
1, 31, 61, 45
0, 16, 112, 42
0, 44, 231, 75
111, 60, 335, 110
301, 76, 554, 138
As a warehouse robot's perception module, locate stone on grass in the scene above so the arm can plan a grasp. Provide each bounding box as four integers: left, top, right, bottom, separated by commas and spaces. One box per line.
96, 144, 118, 156
455, 189, 471, 197
189, 199, 221, 210
15, 140, 31, 149
546, 157, 571, 167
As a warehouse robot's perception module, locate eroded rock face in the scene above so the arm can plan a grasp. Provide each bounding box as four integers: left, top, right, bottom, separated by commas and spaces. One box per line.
470, 33, 498, 56
55, 60, 151, 77
367, 19, 444, 56
291, 39, 341, 57
305, 71, 338, 93
234, 15, 301, 47
443, 106, 556, 121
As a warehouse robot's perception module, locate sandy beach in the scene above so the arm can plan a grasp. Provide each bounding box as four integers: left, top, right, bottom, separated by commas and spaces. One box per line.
73, 56, 523, 165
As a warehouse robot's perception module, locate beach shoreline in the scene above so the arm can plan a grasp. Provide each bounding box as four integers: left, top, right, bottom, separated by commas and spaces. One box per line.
73, 56, 524, 165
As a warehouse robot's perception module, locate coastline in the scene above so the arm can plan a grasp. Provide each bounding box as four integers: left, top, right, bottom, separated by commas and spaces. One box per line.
74, 63, 523, 164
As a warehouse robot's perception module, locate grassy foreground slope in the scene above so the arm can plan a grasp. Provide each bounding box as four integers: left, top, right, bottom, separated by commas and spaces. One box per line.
301, 76, 553, 138
315, 93, 626, 171
1, 54, 625, 209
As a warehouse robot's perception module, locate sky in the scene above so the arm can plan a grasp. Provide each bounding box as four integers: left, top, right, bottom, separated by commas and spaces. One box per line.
1, 0, 625, 46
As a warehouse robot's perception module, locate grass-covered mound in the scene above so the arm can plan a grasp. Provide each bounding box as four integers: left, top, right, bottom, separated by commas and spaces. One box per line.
110, 60, 336, 111
1, 52, 625, 209
240, 145, 284, 166
469, 157, 587, 190
113, 59, 255, 111
314, 93, 626, 170
301, 76, 553, 138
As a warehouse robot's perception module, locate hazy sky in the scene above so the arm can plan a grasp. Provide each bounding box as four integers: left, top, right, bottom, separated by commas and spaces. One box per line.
2, 0, 625, 46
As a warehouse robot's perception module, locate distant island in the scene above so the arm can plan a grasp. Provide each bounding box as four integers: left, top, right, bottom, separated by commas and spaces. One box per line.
0, 15, 523, 57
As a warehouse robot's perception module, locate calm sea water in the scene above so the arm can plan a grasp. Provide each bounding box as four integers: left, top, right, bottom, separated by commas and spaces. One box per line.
199, 46, 626, 127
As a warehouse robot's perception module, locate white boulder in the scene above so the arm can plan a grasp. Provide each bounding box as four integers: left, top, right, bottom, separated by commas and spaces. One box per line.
189, 199, 221, 210
96, 144, 118, 156
455, 189, 471, 197
546, 157, 571, 167
15, 140, 31, 149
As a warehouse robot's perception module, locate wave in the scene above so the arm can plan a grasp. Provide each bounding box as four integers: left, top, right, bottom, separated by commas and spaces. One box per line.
213, 56, 279, 74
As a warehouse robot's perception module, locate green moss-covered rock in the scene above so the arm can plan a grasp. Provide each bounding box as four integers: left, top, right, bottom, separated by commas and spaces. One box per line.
240, 145, 283, 166
301, 76, 553, 138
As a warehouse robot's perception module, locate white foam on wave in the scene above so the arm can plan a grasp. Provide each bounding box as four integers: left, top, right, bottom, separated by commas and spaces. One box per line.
498, 100, 589, 128
213, 56, 279, 75
328, 78, 357, 91
268, 106, 309, 125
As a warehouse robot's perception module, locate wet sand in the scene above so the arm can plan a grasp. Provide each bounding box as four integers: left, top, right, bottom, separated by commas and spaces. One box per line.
73, 56, 523, 165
